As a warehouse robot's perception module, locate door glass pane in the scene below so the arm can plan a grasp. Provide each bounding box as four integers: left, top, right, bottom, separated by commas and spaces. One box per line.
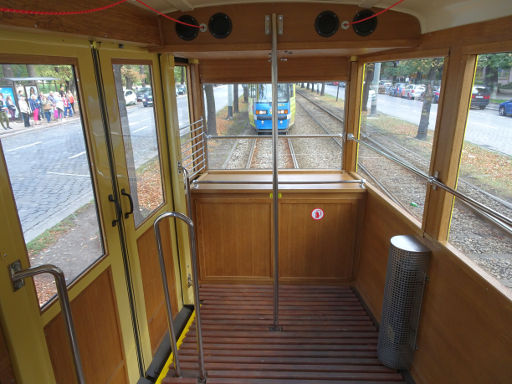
113, 64, 164, 227
0, 63, 104, 307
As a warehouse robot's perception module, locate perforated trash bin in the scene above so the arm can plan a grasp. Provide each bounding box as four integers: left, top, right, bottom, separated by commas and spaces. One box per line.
377, 235, 430, 370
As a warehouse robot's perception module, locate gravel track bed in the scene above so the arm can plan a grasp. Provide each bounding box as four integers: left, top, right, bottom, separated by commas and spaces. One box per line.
360, 122, 512, 289
291, 96, 343, 169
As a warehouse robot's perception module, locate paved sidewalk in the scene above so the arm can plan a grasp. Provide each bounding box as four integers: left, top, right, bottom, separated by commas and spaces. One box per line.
0, 114, 82, 138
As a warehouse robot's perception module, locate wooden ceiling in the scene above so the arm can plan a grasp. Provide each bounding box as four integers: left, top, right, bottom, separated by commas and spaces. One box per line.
132, 0, 512, 33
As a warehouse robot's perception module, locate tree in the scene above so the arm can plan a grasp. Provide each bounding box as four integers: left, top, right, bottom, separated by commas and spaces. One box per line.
320, 82, 325, 96
477, 53, 512, 94
362, 64, 374, 112
233, 84, 239, 113
204, 84, 217, 135
243, 84, 248, 103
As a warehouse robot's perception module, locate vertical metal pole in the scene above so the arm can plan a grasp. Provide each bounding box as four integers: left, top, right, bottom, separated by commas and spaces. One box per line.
270, 13, 282, 332
154, 219, 182, 377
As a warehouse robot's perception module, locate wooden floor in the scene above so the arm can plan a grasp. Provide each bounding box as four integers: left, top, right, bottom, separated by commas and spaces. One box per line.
162, 284, 404, 384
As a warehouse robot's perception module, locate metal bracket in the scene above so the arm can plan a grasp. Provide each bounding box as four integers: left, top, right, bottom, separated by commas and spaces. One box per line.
277, 15, 284, 35
264, 15, 271, 35
431, 171, 440, 190
108, 194, 118, 227
8, 260, 24, 291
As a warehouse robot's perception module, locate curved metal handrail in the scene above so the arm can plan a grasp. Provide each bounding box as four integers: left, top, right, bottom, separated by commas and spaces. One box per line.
153, 211, 206, 382
10, 264, 85, 384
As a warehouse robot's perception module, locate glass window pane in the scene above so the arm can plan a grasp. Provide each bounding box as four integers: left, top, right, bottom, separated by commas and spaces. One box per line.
448, 51, 512, 291
113, 64, 164, 227
202, 82, 345, 170
357, 58, 445, 222
0, 63, 104, 307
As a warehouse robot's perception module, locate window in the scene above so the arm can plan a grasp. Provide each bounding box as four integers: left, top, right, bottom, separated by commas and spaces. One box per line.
357, 58, 445, 222
0, 63, 104, 306
113, 64, 164, 227
448, 52, 512, 291
201, 82, 346, 170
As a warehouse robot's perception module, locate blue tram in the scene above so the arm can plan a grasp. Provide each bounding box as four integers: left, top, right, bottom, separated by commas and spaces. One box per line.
248, 83, 296, 133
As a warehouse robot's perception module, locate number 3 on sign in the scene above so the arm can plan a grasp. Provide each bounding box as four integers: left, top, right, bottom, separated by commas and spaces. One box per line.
311, 208, 324, 221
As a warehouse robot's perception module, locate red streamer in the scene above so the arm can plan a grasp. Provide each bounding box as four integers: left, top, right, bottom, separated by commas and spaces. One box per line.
351, 0, 407, 25
0, 0, 129, 16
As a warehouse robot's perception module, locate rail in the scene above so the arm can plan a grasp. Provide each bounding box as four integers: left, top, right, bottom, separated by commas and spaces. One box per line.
348, 133, 512, 232
207, 133, 344, 139
10, 264, 85, 384
153, 211, 206, 383
191, 179, 365, 188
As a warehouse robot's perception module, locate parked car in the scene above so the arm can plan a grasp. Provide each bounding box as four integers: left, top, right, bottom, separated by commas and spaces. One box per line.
136, 87, 151, 102
405, 84, 425, 100
142, 92, 153, 107
499, 99, 512, 116
378, 80, 392, 94
470, 86, 490, 109
176, 84, 186, 95
124, 89, 137, 105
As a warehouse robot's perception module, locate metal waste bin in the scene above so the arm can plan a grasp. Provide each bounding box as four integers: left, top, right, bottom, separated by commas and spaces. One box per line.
377, 235, 430, 370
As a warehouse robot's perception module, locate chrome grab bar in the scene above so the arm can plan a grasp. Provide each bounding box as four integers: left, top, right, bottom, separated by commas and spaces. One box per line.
191, 179, 365, 188
153, 211, 206, 383
207, 133, 343, 139
347, 133, 512, 230
10, 264, 85, 384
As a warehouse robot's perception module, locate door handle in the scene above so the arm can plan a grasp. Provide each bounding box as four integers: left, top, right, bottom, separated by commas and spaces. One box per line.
121, 189, 134, 219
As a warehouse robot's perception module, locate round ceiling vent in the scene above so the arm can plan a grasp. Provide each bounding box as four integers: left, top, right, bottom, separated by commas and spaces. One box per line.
352, 9, 377, 37
315, 11, 339, 38
176, 15, 200, 41
208, 13, 232, 39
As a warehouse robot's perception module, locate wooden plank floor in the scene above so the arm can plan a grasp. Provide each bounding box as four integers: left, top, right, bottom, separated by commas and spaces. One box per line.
163, 284, 404, 384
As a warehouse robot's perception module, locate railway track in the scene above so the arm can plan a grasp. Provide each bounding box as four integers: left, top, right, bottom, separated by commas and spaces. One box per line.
222, 136, 299, 169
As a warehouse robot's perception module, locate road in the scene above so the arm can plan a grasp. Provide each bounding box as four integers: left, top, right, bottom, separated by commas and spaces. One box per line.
321, 84, 512, 156
1, 104, 158, 242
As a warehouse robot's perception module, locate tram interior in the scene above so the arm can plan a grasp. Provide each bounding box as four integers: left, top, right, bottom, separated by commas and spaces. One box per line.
0, 1, 511, 384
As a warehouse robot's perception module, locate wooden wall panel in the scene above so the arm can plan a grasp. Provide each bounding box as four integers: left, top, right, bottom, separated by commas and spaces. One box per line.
0, 323, 16, 384
137, 220, 179, 354
279, 199, 360, 283
199, 56, 350, 83
159, 3, 420, 53
45, 268, 128, 384
194, 197, 272, 282
355, 187, 512, 384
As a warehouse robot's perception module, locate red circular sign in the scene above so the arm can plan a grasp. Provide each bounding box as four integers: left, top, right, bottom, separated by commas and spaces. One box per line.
311, 208, 325, 221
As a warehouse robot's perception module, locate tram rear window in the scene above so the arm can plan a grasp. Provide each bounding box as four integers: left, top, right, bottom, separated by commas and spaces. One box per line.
192, 82, 345, 171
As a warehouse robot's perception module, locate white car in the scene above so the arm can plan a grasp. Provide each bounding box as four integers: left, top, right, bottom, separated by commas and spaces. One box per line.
124, 89, 137, 105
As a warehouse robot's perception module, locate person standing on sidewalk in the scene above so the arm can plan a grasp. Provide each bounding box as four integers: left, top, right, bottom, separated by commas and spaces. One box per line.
6, 95, 16, 121
29, 94, 41, 125
0, 94, 12, 130
41, 95, 52, 123
67, 90, 75, 115
18, 95, 31, 127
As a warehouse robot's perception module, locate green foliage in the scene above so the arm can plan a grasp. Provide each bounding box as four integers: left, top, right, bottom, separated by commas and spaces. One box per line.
380, 58, 444, 83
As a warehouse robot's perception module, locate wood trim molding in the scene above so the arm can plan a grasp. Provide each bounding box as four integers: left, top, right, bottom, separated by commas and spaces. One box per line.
343, 58, 364, 172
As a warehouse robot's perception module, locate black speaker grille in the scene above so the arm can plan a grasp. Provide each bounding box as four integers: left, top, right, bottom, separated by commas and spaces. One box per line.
208, 13, 232, 39
176, 15, 199, 41
315, 11, 339, 38
352, 9, 377, 37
